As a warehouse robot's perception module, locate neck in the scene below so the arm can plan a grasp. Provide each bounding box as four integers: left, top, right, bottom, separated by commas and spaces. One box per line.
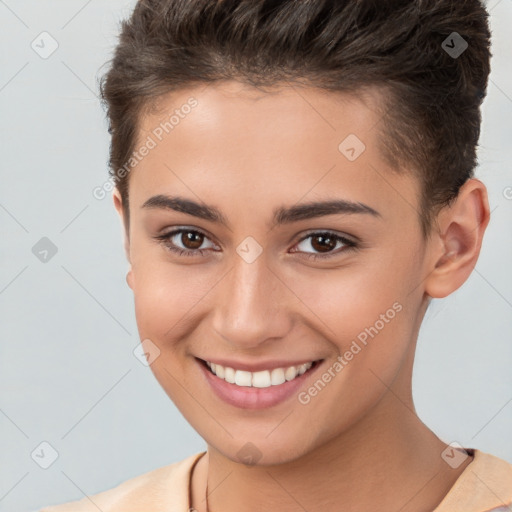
192, 412, 471, 511
190, 346, 472, 512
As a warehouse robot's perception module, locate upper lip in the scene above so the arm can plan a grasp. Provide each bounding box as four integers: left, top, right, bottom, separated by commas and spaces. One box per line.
197, 357, 323, 372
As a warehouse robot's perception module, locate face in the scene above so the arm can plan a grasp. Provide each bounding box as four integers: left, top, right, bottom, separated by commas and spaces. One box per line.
118, 80, 433, 465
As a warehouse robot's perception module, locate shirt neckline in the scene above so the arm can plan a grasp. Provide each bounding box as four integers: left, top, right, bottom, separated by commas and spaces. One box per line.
186, 448, 480, 510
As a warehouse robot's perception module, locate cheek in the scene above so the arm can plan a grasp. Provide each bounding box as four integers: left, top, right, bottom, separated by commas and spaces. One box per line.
290, 269, 418, 434
289, 255, 415, 332
131, 261, 208, 339
129, 258, 215, 402
287, 250, 421, 378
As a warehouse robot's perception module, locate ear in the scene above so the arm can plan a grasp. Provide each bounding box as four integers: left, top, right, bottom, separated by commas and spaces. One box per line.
424, 178, 490, 298
113, 188, 134, 290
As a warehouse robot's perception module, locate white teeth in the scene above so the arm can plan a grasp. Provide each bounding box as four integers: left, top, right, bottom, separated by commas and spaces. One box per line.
270, 368, 286, 385
252, 370, 272, 388
235, 370, 252, 387
206, 360, 315, 387
215, 364, 225, 379
298, 363, 308, 375
285, 366, 298, 381
224, 367, 236, 384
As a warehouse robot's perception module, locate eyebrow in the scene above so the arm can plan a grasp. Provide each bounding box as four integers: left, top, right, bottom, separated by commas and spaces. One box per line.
141, 194, 381, 228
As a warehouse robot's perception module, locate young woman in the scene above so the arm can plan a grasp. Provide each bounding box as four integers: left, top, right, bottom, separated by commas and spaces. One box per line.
41, 0, 512, 510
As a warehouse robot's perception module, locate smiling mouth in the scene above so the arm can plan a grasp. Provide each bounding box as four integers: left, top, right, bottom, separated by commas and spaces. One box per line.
197, 358, 323, 388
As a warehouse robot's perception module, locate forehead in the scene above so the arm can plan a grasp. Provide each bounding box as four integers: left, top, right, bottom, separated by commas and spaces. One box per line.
138, 80, 381, 156
130, 80, 420, 225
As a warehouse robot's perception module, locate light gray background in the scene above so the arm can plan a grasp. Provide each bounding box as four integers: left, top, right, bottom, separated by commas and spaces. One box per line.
0, 1, 511, 511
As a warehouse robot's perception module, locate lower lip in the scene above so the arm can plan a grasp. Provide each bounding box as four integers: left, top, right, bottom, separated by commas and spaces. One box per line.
197, 358, 323, 410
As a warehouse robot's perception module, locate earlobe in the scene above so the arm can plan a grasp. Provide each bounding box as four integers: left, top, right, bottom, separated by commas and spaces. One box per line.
112, 188, 131, 265
424, 179, 490, 299
113, 187, 123, 217
126, 269, 134, 290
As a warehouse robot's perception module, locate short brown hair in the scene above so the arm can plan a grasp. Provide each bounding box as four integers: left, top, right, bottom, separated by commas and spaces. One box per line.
99, 0, 492, 237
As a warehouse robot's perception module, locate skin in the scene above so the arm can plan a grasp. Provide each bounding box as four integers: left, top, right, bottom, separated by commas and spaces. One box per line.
113, 80, 489, 512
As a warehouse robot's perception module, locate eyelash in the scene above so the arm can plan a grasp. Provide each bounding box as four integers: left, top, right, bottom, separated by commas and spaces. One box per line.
155, 228, 358, 261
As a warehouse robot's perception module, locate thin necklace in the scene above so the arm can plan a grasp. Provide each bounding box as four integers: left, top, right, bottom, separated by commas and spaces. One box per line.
190, 453, 211, 512
189, 454, 210, 512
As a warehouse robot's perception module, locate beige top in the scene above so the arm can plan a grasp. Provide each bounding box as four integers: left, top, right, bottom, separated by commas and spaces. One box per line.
39, 449, 512, 512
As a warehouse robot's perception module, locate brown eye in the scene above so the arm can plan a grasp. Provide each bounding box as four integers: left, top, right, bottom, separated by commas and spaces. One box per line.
310, 234, 338, 253
292, 231, 357, 260
155, 228, 217, 257
181, 231, 204, 250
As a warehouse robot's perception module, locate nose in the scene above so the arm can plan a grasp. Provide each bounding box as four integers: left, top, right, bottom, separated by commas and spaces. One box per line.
211, 251, 293, 350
